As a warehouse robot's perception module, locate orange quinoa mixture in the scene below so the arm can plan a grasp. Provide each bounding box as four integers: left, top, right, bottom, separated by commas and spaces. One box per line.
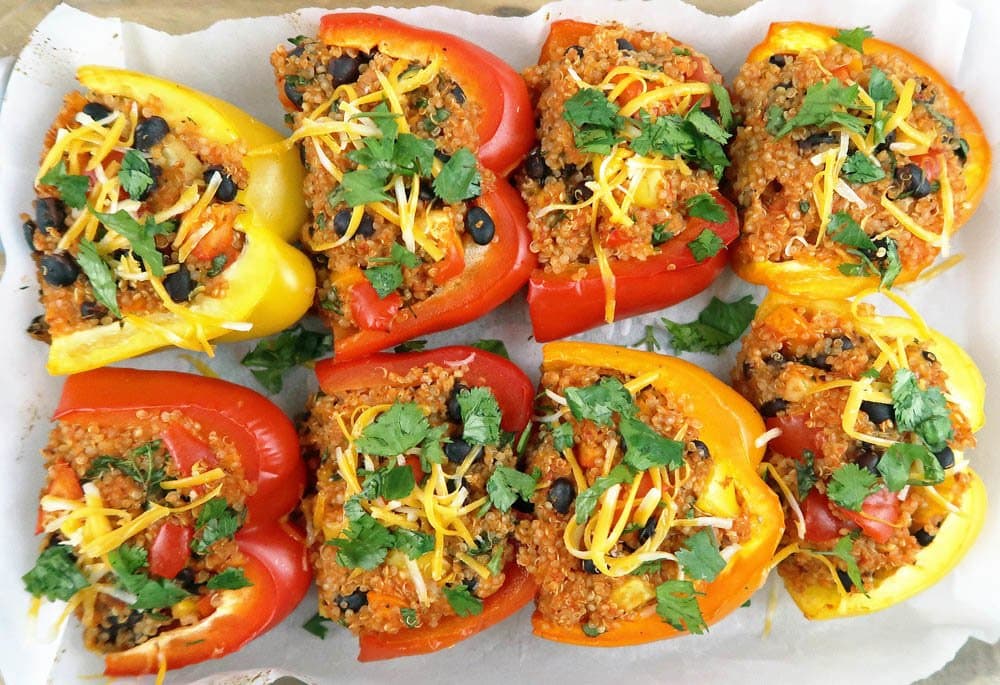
516, 364, 750, 636
31, 411, 253, 653
271, 37, 493, 332
299, 363, 520, 634
26, 90, 247, 341
729, 43, 972, 278
519, 24, 728, 277
733, 301, 975, 595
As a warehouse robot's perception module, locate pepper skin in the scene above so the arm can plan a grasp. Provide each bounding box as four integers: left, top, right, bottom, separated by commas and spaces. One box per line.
51, 368, 311, 675
45, 67, 314, 375
528, 342, 783, 646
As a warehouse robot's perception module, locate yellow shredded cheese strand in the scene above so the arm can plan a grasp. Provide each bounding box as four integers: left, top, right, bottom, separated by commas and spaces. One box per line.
160, 468, 226, 490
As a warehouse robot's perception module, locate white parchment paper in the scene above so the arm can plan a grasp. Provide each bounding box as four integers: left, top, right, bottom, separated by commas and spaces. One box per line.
0, 1, 997, 683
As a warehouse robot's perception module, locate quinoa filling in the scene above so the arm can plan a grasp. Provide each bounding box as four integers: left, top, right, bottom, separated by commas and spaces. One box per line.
729, 38, 971, 284
270, 36, 493, 334
24, 411, 254, 653
26, 90, 249, 343
732, 298, 974, 595
516, 363, 750, 637
299, 363, 529, 634
519, 25, 732, 320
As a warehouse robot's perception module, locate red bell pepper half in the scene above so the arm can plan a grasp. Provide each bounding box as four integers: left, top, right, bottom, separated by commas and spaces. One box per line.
314, 345, 537, 660
52, 368, 311, 676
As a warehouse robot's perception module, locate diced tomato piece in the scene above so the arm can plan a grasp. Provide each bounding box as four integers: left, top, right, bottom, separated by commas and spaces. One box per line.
149, 521, 193, 579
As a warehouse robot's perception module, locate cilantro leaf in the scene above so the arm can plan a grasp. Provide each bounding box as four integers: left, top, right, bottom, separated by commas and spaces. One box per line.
619, 416, 685, 471
765, 105, 787, 136
867, 67, 897, 105
419, 424, 448, 472
841, 152, 885, 184
206, 567, 253, 590
552, 422, 574, 452
359, 463, 417, 501
687, 229, 725, 262
192, 498, 244, 556
630, 560, 663, 576
23, 546, 90, 601
400, 607, 421, 628
363, 264, 403, 298
686, 107, 730, 145
433, 148, 481, 203
355, 402, 430, 456
833, 26, 874, 54
710, 82, 733, 131
685, 193, 727, 223
632, 324, 662, 352
796, 450, 818, 499
486, 465, 537, 512
119, 149, 153, 200
773, 80, 865, 137
394, 339, 428, 353
828, 533, 864, 592
241, 324, 332, 394
676, 529, 726, 582
877, 442, 945, 492
655, 579, 707, 634
469, 339, 510, 359
631, 110, 730, 179
329, 168, 392, 207
829, 212, 876, 250
574, 464, 634, 524
392, 133, 436, 177
562, 87, 625, 154
108, 545, 190, 610
826, 464, 880, 511
76, 239, 121, 318
442, 584, 483, 617
564, 377, 634, 426
890, 369, 954, 452
39, 161, 89, 209
303, 612, 333, 638
457, 386, 503, 446
328, 513, 395, 570
392, 528, 435, 559
838, 235, 901, 289
85, 440, 166, 497
662, 295, 757, 354
87, 207, 175, 277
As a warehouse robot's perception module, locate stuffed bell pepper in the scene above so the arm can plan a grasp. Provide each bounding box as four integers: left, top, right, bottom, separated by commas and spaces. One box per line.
25, 67, 315, 375
732, 291, 985, 618
516, 342, 782, 645
519, 22, 740, 341
23, 369, 311, 676
269, 15, 536, 361
728, 22, 990, 297
299, 345, 537, 660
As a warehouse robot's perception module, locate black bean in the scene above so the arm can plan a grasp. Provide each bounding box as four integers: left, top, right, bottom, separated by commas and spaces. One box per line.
283, 79, 304, 109
922, 350, 938, 363
836, 336, 855, 351
462, 576, 479, 594
451, 85, 466, 105
22, 219, 38, 251
570, 182, 593, 203
855, 448, 882, 476
41, 252, 79, 287
80, 301, 107, 320
328, 55, 363, 87
954, 138, 969, 164
203, 166, 238, 202
512, 497, 535, 515
616, 38, 635, 51
163, 266, 194, 303
798, 354, 832, 371
434, 150, 452, 164
691, 440, 711, 459
134, 116, 169, 150
765, 351, 787, 367
768, 54, 788, 68
35, 197, 66, 231
893, 163, 932, 199
637, 517, 657, 545
83, 102, 113, 121
137, 163, 160, 202
836, 568, 854, 592
547, 478, 575, 515
524, 148, 550, 181
582, 559, 600, 574
874, 129, 897, 155
565, 45, 584, 58
174, 567, 200, 594
447, 383, 468, 422
796, 132, 838, 151
465, 206, 495, 245
860, 400, 894, 425
444, 438, 472, 464
418, 183, 436, 202
934, 446, 955, 470
759, 398, 789, 418
914, 528, 935, 547
333, 209, 374, 238
26, 314, 50, 343
742, 361, 752, 379
335, 589, 368, 612
287, 45, 304, 59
